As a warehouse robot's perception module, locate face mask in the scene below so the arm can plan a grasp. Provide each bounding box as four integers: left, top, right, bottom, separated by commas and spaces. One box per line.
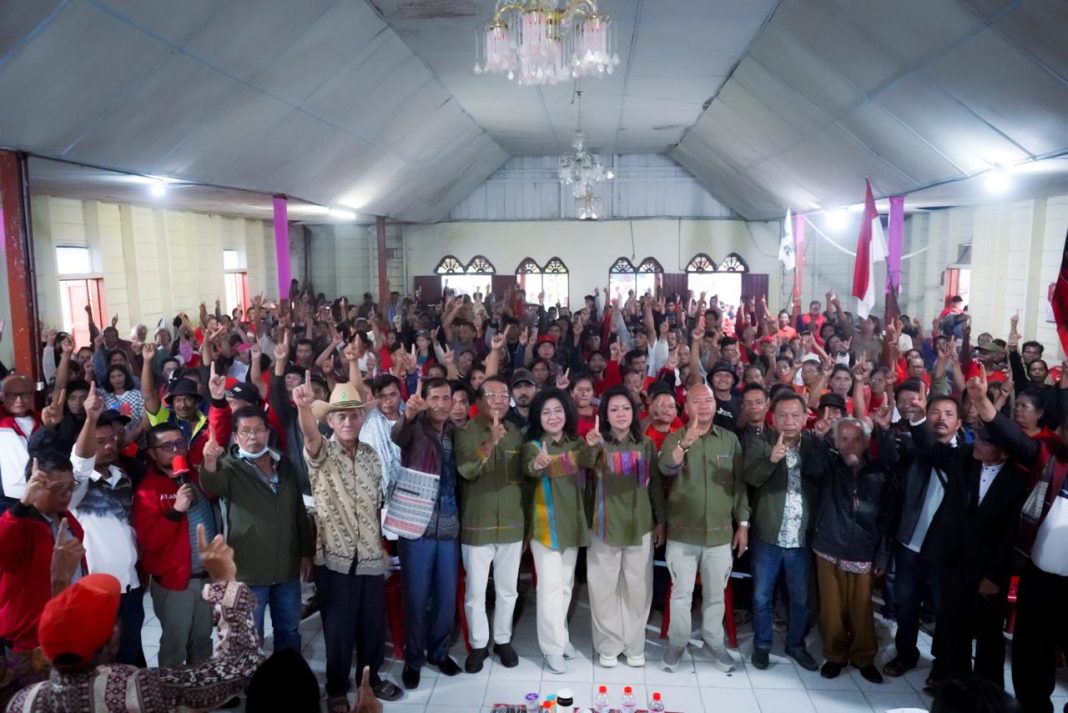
238, 446, 270, 460
179, 342, 194, 362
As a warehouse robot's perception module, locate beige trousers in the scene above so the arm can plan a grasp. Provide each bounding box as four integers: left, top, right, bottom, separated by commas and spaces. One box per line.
462, 541, 523, 649
586, 532, 653, 658
665, 539, 733, 649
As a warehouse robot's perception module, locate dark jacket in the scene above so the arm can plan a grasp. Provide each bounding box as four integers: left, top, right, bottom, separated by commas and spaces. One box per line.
805, 428, 897, 570
742, 429, 822, 546
910, 417, 1026, 583
199, 452, 314, 586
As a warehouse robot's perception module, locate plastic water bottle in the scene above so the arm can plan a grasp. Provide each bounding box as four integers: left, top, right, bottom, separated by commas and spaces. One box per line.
621, 685, 637, 713
649, 691, 665, 713
593, 685, 610, 713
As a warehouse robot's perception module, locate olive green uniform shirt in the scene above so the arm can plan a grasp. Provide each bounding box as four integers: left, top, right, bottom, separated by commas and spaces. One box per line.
454, 415, 527, 546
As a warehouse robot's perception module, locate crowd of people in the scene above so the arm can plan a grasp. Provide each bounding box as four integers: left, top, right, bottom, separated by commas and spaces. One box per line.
0, 278, 1065, 713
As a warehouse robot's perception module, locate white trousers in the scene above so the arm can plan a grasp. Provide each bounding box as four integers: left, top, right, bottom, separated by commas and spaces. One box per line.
530, 540, 578, 656
461, 541, 523, 649
586, 532, 653, 658
665, 539, 733, 649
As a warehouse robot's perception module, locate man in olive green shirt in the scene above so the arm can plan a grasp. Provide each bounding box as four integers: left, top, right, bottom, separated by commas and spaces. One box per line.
454, 376, 525, 673
659, 384, 749, 673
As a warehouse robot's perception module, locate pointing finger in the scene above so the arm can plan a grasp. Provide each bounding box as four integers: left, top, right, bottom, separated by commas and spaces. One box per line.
197, 523, 208, 553
777, 432, 785, 446
493, 414, 500, 427
594, 415, 600, 431
305, 369, 312, 384
57, 517, 70, 542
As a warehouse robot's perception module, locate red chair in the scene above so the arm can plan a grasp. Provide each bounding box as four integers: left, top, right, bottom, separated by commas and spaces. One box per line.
384, 572, 406, 659
659, 575, 738, 649
1005, 575, 1020, 635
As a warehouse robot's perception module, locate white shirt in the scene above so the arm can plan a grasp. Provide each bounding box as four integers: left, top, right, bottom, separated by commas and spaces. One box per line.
978, 462, 1005, 505
1033, 490, 1068, 576
69, 452, 140, 590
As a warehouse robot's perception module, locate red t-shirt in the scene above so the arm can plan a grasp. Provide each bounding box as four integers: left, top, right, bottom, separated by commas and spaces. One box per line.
644, 419, 683, 451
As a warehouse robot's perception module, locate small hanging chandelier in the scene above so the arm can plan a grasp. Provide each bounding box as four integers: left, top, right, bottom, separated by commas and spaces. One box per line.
558, 89, 614, 202
474, 1, 621, 86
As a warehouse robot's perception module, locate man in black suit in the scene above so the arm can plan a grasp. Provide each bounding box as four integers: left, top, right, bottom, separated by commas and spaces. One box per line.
915, 421, 1024, 689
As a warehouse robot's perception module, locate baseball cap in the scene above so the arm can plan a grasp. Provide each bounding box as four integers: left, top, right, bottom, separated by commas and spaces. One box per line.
818, 392, 847, 413
225, 381, 261, 405
38, 573, 121, 663
510, 368, 535, 387
97, 409, 131, 429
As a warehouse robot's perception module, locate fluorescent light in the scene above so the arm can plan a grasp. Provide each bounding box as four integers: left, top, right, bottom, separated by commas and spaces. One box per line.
825, 208, 849, 230
148, 178, 167, 197
328, 208, 357, 220
984, 168, 1011, 194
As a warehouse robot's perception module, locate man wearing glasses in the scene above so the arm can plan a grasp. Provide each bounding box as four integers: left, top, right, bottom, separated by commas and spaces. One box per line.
199, 406, 314, 654
0, 374, 42, 512
453, 375, 526, 673
133, 423, 221, 667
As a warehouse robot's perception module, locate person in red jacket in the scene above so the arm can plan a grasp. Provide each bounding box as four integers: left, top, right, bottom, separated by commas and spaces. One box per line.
0, 452, 85, 707
133, 423, 221, 668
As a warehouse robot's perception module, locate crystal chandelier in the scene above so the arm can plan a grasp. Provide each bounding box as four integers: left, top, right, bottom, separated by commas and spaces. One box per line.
575, 185, 602, 220
558, 89, 614, 211
474, 1, 621, 86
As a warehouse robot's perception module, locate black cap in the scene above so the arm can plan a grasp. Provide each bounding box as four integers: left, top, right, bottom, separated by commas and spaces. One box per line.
164, 378, 203, 404
818, 392, 847, 412
225, 382, 261, 405
709, 361, 739, 385
97, 409, 131, 428
511, 368, 535, 387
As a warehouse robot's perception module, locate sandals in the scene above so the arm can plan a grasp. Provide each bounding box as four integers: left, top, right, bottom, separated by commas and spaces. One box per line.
881, 658, 913, 678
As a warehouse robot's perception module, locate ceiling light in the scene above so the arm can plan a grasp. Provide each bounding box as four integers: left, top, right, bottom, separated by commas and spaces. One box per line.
328, 208, 357, 220
148, 178, 168, 197
559, 90, 614, 205
825, 208, 849, 231
984, 167, 1011, 194
576, 185, 602, 220
474, 1, 620, 86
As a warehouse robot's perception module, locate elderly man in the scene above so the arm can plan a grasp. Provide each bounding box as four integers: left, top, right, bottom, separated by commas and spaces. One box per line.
140, 344, 209, 465
743, 391, 822, 671
659, 384, 749, 673
391, 377, 463, 688
5, 526, 264, 713
69, 383, 145, 666
806, 416, 896, 684
291, 375, 402, 711
200, 406, 314, 654
454, 375, 525, 673
0, 374, 42, 511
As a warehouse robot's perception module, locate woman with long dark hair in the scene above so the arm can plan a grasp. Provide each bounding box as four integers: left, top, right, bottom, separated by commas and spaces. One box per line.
584, 386, 665, 669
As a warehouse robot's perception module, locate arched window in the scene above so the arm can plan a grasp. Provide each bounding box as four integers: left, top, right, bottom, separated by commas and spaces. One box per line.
435, 255, 466, 275
686, 254, 717, 273
718, 253, 748, 272
515, 257, 570, 307
436, 255, 496, 297
609, 256, 662, 301
684, 252, 748, 310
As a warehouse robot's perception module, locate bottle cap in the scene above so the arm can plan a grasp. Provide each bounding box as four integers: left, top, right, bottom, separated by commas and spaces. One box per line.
624, 686, 633, 694
653, 692, 662, 701
558, 688, 574, 699
542, 702, 552, 710
525, 693, 539, 702
598, 685, 607, 693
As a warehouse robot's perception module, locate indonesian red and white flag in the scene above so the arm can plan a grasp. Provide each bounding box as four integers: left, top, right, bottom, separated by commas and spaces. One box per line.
851, 180, 887, 319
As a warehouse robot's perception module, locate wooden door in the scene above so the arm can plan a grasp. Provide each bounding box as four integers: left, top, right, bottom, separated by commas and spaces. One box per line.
60, 278, 106, 349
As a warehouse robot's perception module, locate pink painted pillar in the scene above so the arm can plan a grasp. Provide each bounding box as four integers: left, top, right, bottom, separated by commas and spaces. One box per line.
273, 195, 291, 299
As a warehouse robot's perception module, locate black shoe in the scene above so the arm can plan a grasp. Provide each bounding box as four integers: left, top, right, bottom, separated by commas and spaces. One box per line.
465, 647, 490, 673
402, 664, 420, 689
372, 679, 403, 701
751, 648, 770, 670
494, 642, 519, 668
218, 697, 241, 709
858, 664, 883, 684
787, 647, 819, 671
820, 661, 843, 679
431, 656, 462, 676
923, 672, 943, 693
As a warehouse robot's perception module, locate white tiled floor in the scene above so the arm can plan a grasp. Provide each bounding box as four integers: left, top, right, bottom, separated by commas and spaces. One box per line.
140, 581, 1068, 713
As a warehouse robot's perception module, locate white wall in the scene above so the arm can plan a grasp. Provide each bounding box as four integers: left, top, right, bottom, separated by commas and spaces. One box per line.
31, 195, 280, 339
304, 222, 405, 301
403, 218, 783, 308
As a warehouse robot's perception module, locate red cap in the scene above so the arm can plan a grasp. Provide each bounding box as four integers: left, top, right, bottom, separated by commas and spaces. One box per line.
171, 454, 190, 476
536, 335, 556, 345
38, 573, 121, 662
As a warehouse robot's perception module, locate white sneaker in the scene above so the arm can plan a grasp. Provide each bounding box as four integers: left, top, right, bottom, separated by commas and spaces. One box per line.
708, 646, 735, 673
563, 642, 578, 660
625, 654, 646, 667
545, 654, 567, 674
599, 653, 618, 668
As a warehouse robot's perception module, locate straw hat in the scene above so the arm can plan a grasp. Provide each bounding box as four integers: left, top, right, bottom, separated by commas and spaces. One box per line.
311, 382, 371, 421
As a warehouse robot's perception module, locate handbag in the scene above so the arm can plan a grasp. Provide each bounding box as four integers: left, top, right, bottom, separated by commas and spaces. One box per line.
383, 466, 440, 540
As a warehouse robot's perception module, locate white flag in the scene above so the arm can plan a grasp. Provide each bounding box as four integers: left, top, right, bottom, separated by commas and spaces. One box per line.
779, 210, 796, 272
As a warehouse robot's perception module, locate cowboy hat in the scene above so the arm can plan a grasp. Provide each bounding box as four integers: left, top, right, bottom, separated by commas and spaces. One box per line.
311, 382, 371, 421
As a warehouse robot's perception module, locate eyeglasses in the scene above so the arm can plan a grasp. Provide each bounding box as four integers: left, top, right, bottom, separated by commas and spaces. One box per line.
48, 482, 77, 495
3, 391, 33, 401
483, 392, 510, 401
151, 440, 187, 453
237, 428, 267, 438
